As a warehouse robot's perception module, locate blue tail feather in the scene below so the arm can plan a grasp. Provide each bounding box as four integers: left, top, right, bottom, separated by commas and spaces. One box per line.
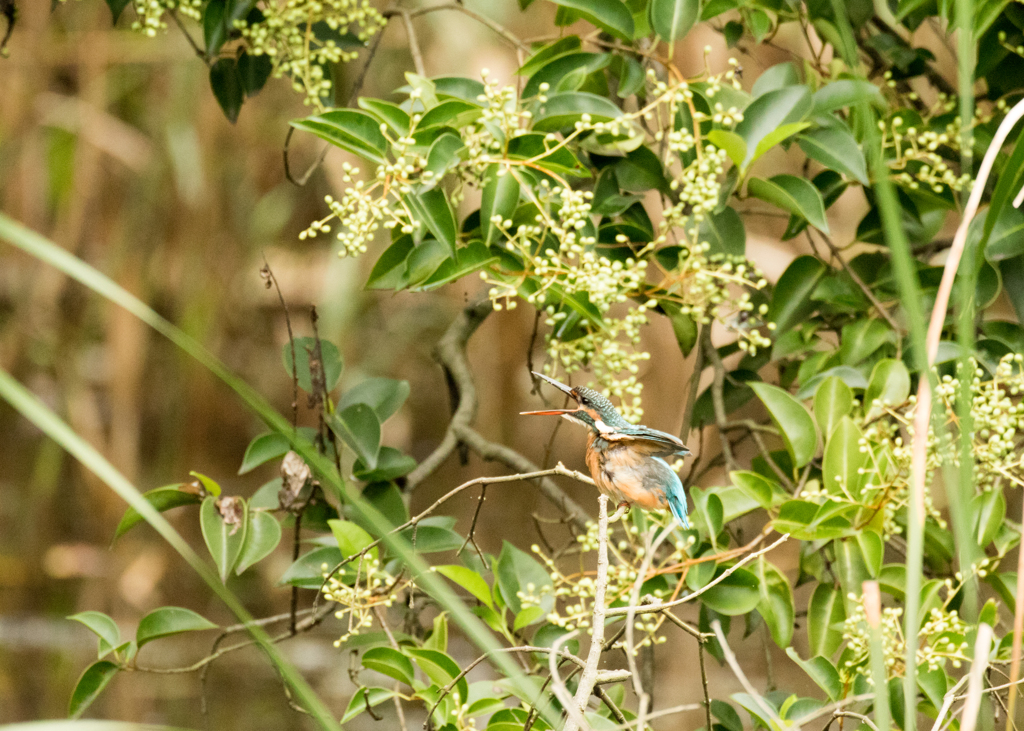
667, 490, 690, 529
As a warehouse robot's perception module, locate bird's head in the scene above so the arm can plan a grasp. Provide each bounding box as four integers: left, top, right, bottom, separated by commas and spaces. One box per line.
521, 372, 629, 433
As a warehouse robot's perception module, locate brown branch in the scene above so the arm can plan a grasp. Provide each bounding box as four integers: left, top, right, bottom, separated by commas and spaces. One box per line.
703, 326, 740, 471
407, 2, 529, 52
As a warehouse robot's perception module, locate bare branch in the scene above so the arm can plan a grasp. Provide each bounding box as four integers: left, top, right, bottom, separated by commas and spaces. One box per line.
711, 620, 796, 731
407, 2, 529, 52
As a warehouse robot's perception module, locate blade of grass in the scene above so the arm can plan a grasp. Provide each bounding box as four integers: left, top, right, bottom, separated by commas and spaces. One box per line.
864, 581, 891, 731
0, 213, 556, 727
0, 368, 342, 731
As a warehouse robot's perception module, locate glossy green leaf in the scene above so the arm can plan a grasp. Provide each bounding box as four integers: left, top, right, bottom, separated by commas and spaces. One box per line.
751, 121, 811, 167
749, 382, 818, 468
415, 241, 499, 292
767, 255, 827, 334
649, 0, 699, 40
839, 318, 892, 365
209, 58, 243, 124
813, 376, 853, 439
531, 91, 623, 132
730, 470, 775, 509
481, 167, 521, 245
748, 175, 830, 233
706, 130, 747, 168
425, 613, 448, 652
496, 540, 554, 615
697, 204, 746, 256
114, 484, 200, 539
136, 607, 217, 648
751, 62, 799, 97
329, 403, 381, 469
972, 489, 1006, 547
68, 661, 119, 719
822, 417, 866, 498
435, 565, 493, 608
811, 79, 885, 113
407, 188, 457, 256
341, 687, 398, 724
338, 378, 410, 423
104, 0, 131, 22
203, 0, 228, 57
516, 36, 582, 77
238, 432, 290, 474
399, 522, 464, 553
754, 559, 794, 646
856, 530, 883, 577
235, 511, 282, 574
366, 235, 414, 290
278, 546, 342, 588
362, 647, 415, 686
404, 238, 450, 284
282, 336, 343, 394
357, 98, 411, 136
982, 205, 1024, 261
68, 612, 121, 658
807, 583, 845, 657
798, 124, 870, 185
700, 567, 761, 615
422, 132, 466, 186
328, 518, 376, 559
418, 99, 483, 130
290, 109, 388, 164
544, 0, 635, 41
785, 649, 841, 701
200, 496, 247, 582
353, 446, 417, 482
864, 358, 911, 419
407, 648, 469, 703
735, 86, 812, 168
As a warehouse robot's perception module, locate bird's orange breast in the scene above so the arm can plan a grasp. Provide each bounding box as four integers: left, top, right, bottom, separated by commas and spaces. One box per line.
585, 435, 669, 510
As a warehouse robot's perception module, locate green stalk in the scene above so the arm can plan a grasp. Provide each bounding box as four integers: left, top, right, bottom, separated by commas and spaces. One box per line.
865, 582, 892, 731
0, 368, 343, 731
0, 213, 555, 727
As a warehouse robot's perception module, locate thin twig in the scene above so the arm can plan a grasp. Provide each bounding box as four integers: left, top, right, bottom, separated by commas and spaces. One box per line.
407, 2, 529, 52
703, 326, 739, 471
834, 711, 879, 731
550, 630, 590, 731
261, 260, 299, 429
681, 324, 706, 443
711, 620, 796, 731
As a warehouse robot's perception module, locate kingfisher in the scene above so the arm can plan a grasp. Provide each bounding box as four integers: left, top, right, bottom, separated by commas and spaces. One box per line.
522, 372, 692, 528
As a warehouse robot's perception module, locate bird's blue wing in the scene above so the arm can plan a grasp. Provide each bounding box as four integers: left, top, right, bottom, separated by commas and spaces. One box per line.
603, 425, 690, 458
653, 458, 690, 529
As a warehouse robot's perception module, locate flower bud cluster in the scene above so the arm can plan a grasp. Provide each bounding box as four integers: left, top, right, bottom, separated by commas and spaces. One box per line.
322, 555, 408, 645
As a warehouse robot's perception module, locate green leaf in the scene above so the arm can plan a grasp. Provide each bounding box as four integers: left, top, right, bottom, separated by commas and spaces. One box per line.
811, 79, 885, 113
68, 612, 121, 658
353, 446, 417, 482
839, 318, 892, 365
418, 99, 483, 130
282, 336, 343, 394
730, 471, 774, 509
751, 62, 799, 97
798, 124, 870, 185
517, 36, 582, 78
407, 648, 469, 703
700, 567, 760, 615
361, 481, 409, 527
203, 0, 228, 57
864, 358, 910, 419
209, 58, 244, 124
544, 0, 635, 41
856, 530, 883, 577
104, 0, 131, 23
531, 91, 623, 132
785, 650, 841, 701
329, 403, 381, 469
507, 133, 587, 176
706, 130, 747, 169
404, 238, 450, 285
238, 432, 290, 474
972, 489, 1006, 547
422, 132, 466, 186
136, 607, 217, 648
238, 51, 272, 97
754, 559, 794, 646
481, 167, 521, 245
749, 382, 818, 468
188, 471, 220, 496
235, 511, 282, 574
358, 98, 411, 136
751, 121, 811, 167
648, 0, 699, 41
822, 416, 866, 498
514, 606, 547, 631
424, 612, 448, 649
114, 484, 200, 539
362, 647, 415, 686
735, 86, 812, 168
278, 546, 342, 588
697, 204, 746, 256
813, 376, 853, 439
200, 496, 247, 582
69, 660, 119, 719
407, 188, 458, 256
366, 235, 414, 290
400, 522, 464, 553
983, 205, 1024, 261
435, 565, 493, 608
767, 255, 827, 334
496, 540, 554, 615
290, 109, 389, 164
328, 518, 376, 559
338, 378, 410, 423
807, 584, 845, 657
414, 240, 499, 291
342, 687, 398, 724
748, 175, 830, 233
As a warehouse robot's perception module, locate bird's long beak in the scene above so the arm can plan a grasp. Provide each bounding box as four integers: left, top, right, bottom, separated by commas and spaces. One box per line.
531, 371, 575, 397
520, 409, 577, 416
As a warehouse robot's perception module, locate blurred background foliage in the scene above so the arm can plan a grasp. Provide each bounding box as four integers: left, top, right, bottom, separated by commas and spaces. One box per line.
2, 0, 1024, 729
